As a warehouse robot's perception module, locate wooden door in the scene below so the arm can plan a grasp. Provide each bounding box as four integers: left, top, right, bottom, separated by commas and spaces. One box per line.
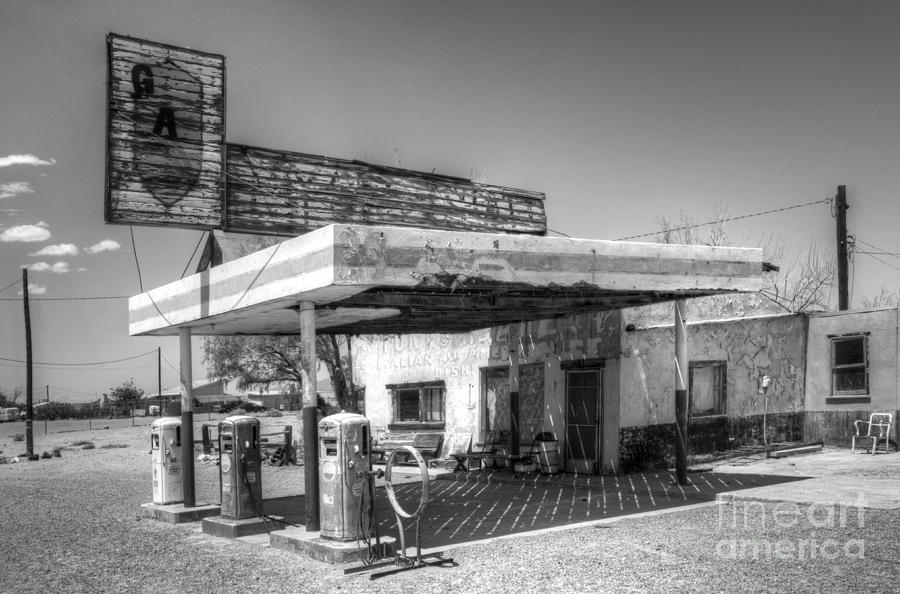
565, 369, 602, 473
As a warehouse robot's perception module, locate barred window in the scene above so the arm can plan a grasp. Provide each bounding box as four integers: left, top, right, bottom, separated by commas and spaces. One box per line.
388, 381, 446, 429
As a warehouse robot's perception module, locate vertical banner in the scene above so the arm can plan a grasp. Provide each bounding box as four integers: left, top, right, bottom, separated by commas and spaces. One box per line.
106, 33, 225, 230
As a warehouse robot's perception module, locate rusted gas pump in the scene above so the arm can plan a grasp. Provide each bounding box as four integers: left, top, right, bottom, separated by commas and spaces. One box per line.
318, 413, 376, 540
150, 417, 182, 505
218, 415, 262, 519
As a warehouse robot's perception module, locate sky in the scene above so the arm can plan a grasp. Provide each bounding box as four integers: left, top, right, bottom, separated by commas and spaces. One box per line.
3, 0, 900, 403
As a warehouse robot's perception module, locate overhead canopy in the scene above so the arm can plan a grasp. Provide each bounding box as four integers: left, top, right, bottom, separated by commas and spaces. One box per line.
129, 224, 765, 337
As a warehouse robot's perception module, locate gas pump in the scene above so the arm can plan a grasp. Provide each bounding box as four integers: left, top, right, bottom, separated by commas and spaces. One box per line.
218, 415, 262, 519
150, 417, 182, 505
318, 413, 374, 541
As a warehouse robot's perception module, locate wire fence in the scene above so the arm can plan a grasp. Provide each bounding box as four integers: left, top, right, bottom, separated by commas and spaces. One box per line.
0, 411, 237, 438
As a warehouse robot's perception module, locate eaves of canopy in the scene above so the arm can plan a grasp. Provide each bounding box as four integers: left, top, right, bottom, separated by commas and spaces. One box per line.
128, 224, 766, 337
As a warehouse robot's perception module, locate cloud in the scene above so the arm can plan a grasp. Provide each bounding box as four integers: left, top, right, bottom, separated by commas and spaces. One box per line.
85, 239, 121, 254
0, 223, 52, 242
0, 154, 56, 167
30, 243, 79, 256
19, 283, 47, 296
0, 181, 33, 199
23, 261, 70, 274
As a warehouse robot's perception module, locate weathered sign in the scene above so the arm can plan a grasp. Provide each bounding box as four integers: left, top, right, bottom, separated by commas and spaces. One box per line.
106, 34, 547, 236
106, 33, 226, 229
225, 144, 547, 236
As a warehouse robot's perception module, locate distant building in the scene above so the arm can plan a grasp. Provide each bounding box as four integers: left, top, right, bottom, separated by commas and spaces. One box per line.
143, 379, 240, 414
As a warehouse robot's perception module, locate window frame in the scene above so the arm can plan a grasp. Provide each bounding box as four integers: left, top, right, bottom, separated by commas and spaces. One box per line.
386, 380, 446, 430
688, 360, 726, 420
829, 334, 869, 397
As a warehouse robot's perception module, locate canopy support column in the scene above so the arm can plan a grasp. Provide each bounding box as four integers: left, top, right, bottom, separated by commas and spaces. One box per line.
179, 327, 196, 507
509, 322, 521, 456
299, 301, 320, 531
674, 299, 689, 486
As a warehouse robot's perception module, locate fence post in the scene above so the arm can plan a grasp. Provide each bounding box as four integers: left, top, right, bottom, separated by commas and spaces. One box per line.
283, 425, 293, 463
202, 424, 213, 455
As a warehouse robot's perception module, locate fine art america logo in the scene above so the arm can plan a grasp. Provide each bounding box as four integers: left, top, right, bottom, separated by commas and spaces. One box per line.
715, 492, 867, 561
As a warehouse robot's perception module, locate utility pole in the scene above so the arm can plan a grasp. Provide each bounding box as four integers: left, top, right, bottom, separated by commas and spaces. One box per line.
157, 346, 162, 415
835, 185, 850, 310
23, 269, 36, 460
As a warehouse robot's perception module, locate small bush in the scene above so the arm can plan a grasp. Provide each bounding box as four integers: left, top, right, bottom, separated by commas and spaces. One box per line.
12, 434, 24, 442
265, 410, 282, 418
71, 440, 95, 449
100, 443, 128, 449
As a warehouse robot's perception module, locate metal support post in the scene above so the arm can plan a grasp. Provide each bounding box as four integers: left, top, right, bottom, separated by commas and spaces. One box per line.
674, 300, 689, 486
299, 301, 320, 531
179, 327, 196, 507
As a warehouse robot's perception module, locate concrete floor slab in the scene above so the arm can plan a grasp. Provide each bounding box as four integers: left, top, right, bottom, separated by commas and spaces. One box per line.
270, 526, 396, 564
139, 502, 220, 524
202, 514, 286, 538
716, 475, 900, 510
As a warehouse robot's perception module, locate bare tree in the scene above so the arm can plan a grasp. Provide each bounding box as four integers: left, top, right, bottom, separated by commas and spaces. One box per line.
860, 286, 899, 309
654, 208, 835, 314
758, 238, 835, 313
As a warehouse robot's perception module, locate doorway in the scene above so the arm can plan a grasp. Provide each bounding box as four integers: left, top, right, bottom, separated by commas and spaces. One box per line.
565, 368, 602, 473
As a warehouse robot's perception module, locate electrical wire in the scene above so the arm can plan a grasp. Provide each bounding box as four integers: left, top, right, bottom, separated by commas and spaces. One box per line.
181, 231, 207, 279
614, 197, 833, 241
856, 250, 900, 273
0, 295, 130, 301
0, 350, 156, 367
856, 238, 900, 259
0, 278, 21, 295
130, 225, 144, 293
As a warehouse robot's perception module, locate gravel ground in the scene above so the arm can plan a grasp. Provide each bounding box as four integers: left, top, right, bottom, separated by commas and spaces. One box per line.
1, 420, 897, 593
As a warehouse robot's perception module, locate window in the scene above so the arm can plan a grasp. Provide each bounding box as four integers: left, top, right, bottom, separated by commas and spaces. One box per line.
388, 381, 445, 429
831, 335, 868, 395
689, 362, 726, 418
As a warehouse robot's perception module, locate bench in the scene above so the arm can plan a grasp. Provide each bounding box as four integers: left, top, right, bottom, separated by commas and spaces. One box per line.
372, 431, 444, 465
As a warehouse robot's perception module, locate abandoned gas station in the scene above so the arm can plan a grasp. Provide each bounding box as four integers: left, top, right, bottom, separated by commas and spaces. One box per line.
109, 34, 787, 567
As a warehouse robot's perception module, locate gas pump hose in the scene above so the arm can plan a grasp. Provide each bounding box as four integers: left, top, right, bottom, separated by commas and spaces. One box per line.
355, 468, 383, 565
240, 456, 305, 532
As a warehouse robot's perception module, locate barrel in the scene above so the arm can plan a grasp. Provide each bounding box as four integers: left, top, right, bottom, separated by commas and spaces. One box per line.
535, 440, 560, 474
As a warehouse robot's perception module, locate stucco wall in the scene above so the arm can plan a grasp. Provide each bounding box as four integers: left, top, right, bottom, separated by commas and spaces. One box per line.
619, 313, 807, 428
352, 330, 493, 435
352, 311, 621, 467
804, 307, 898, 414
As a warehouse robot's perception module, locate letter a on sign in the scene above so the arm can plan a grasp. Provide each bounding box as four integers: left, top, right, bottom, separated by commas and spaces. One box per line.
106, 33, 225, 230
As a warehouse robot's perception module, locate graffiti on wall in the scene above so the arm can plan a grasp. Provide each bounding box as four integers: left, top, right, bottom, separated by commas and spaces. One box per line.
353, 333, 491, 381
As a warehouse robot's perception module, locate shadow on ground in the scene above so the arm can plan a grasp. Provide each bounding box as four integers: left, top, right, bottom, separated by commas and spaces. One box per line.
253, 470, 807, 550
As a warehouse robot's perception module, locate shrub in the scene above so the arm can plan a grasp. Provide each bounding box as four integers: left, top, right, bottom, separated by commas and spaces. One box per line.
12, 434, 24, 442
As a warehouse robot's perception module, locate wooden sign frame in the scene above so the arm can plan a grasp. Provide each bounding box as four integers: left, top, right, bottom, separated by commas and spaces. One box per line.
105, 33, 226, 230
105, 34, 547, 237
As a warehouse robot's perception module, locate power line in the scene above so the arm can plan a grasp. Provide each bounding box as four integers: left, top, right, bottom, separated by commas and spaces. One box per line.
855, 238, 900, 259
0, 278, 21, 295
0, 295, 130, 301
0, 350, 156, 367
182, 230, 207, 279
614, 197, 833, 241
130, 225, 144, 293
856, 250, 900, 273
160, 352, 181, 375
